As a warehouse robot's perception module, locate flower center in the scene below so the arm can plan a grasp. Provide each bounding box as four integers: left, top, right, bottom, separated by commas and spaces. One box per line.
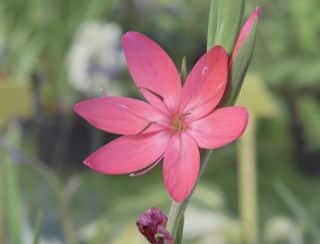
171, 115, 187, 132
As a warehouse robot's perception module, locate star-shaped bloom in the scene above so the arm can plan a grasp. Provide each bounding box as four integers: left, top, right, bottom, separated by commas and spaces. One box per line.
74, 31, 248, 202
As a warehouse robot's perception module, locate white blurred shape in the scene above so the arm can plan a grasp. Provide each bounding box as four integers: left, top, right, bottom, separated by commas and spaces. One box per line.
184, 206, 241, 243
67, 21, 125, 96
264, 216, 303, 244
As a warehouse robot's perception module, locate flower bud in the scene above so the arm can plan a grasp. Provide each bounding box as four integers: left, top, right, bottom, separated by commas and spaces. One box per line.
136, 208, 173, 244
223, 7, 261, 105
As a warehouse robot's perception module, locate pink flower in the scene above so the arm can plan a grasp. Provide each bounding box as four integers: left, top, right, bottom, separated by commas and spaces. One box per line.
136, 208, 173, 244
74, 31, 248, 202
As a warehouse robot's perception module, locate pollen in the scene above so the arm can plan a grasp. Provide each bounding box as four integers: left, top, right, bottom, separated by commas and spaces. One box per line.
171, 115, 187, 132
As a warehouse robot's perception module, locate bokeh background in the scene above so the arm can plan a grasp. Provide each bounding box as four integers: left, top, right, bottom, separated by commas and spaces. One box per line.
1, 0, 320, 243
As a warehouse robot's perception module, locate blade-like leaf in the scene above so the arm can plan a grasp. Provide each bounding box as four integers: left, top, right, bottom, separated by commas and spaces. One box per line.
207, 0, 245, 53
274, 182, 320, 242
32, 211, 43, 244
0, 161, 4, 243
0, 82, 32, 121
3, 124, 22, 244
237, 73, 280, 118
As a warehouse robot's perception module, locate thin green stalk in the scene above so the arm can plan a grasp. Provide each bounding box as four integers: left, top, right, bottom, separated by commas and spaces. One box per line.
33, 166, 77, 244
0, 161, 4, 243
3, 156, 22, 244
59, 193, 77, 244
3, 124, 22, 244
274, 182, 320, 242
32, 211, 43, 244
0, 136, 77, 244
167, 201, 183, 239
238, 115, 258, 244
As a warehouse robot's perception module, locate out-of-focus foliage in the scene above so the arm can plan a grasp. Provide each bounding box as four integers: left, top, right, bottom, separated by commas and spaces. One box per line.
2, 124, 22, 244
237, 74, 279, 118
256, 0, 320, 88
0, 0, 320, 243
254, 0, 320, 154
67, 21, 125, 97
0, 0, 118, 105
298, 97, 320, 149
0, 82, 32, 122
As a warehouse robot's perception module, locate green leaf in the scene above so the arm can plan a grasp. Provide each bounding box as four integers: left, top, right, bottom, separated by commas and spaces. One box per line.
32, 211, 43, 244
207, 0, 245, 53
2, 124, 22, 244
111, 223, 144, 244
274, 182, 320, 242
290, 0, 318, 53
237, 73, 280, 118
0, 161, 4, 243
297, 97, 320, 149
0, 81, 32, 121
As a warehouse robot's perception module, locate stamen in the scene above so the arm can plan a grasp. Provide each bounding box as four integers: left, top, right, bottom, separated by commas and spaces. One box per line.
171, 115, 187, 132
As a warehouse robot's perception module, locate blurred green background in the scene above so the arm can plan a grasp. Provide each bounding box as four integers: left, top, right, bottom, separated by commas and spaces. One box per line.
0, 0, 320, 243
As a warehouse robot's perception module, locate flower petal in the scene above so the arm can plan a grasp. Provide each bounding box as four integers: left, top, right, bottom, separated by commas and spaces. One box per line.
181, 46, 228, 119
74, 96, 166, 135
140, 88, 171, 116
188, 107, 249, 149
122, 31, 181, 111
163, 133, 200, 202
84, 132, 170, 174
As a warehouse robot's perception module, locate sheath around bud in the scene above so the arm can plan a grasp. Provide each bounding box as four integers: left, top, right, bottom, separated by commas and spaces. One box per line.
222, 7, 261, 105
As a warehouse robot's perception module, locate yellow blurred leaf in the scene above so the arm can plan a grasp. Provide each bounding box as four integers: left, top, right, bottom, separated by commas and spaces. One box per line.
0, 81, 33, 122
112, 223, 145, 244
236, 73, 280, 118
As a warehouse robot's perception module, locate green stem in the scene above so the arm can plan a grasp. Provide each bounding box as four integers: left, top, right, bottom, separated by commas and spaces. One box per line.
33, 167, 77, 244
3, 157, 22, 244
237, 115, 258, 244
2, 123, 22, 244
274, 182, 320, 242
166, 201, 182, 237
0, 122, 22, 243
0, 160, 4, 244
32, 211, 43, 244
0, 125, 77, 244
166, 150, 212, 241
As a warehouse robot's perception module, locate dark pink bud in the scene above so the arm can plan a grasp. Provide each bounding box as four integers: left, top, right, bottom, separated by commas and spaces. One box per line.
136, 208, 173, 244
230, 7, 261, 64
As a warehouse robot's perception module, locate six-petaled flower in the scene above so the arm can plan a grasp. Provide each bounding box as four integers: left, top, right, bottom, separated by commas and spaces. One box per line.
74, 31, 248, 202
